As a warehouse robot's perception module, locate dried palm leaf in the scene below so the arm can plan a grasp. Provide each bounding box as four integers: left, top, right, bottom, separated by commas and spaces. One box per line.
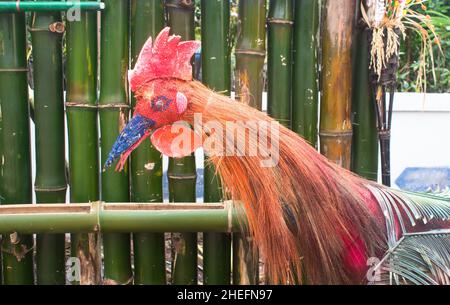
362, 0, 443, 91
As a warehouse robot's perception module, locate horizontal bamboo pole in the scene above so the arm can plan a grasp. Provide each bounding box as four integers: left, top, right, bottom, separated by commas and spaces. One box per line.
0, 202, 242, 234
0, 2, 104, 12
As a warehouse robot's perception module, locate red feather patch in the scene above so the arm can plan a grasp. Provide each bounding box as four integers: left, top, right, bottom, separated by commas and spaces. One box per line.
128, 27, 200, 91
150, 124, 202, 158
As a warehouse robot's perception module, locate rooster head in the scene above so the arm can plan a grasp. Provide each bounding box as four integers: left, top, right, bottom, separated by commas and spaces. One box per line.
104, 27, 201, 171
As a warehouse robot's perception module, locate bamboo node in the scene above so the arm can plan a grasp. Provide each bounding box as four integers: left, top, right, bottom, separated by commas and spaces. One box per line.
97, 103, 130, 109
267, 18, 294, 25
0, 67, 28, 72
49, 22, 65, 34
168, 174, 197, 179
34, 185, 67, 192
65, 102, 97, 109
235, 49, 266, 57
319, 131, 353, 138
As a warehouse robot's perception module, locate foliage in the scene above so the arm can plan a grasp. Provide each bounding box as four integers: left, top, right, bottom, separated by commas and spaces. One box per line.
397, 0, 450, 92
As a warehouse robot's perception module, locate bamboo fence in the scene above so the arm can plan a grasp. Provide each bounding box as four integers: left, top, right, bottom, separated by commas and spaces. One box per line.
267, 0, 293, 128
292, 0, 319, 147
166, 0, 198, 285
201, 0, 231, 285
30, 0, 66, 284
66, 0, 101, 285
0, 5, 34, 284
233, 0, 266, 285
99, 0, 132, 284
130, 0, 166, 285
0, 0, 378, 284
351, 15, 378, 181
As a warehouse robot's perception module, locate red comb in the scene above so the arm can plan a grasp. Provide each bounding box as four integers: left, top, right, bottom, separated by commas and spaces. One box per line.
129, 27, 200, 91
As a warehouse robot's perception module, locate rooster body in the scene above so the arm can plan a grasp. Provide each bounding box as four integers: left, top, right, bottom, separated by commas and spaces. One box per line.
105, 28, 450, 285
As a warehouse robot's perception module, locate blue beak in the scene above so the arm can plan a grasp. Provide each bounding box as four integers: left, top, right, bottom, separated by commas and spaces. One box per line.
104, 114, 155, 169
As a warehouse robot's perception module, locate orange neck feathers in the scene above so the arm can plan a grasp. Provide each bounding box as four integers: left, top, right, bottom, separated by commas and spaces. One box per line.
173, 80, 385, 284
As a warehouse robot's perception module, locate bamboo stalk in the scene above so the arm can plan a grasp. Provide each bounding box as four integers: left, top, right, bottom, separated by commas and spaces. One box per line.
0, 202, 242, 234
130, 0, 166, 285
351, 25, 378, 181
292, 0, 319, 146
235, 0, 266, 110
233, 0, 266, 285
166, 0, 195, 38
99, 0, 132, 284
0, 235, 2, 284
66, 0, 101, 285
166, 0, 198, 285
0, 7, 34, 285
267, 0, 293, 128
319, 0, 356, 169
267, 0, 294, 284
0, 1, 104, 12
30, 0, 67, 285
201, 0, 232, 285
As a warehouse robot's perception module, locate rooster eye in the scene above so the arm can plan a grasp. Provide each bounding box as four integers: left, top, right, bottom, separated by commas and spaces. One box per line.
151, 96, 171, 112
155, 100, 164, 110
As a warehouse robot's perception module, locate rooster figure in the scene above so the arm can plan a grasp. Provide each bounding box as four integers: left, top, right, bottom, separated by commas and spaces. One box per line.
105, 28, 450, 285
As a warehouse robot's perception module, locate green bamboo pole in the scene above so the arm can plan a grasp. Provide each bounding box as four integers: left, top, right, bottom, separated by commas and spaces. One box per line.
130, 0, 166, 285
99, 0, 132, 284
292, 0, 319, 146
235, 0, 266, 110
30, 0, 67, 285
267, 0, 293, 128
0, 7, 34, 285
319, 0, 356, 168
0, 202, 243, 233
66, 0, 101, 285
166, 0, 198, 285
201, 0, 231, 285
0, 1, 104, 12
351, 25, 378, 181
233, 0, 266, 285
0, 235, 2, 284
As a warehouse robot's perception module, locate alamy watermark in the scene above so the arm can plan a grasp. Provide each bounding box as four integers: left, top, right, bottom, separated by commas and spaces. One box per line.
366, 257, 382, 284
67, 1, 81, 22
167, 113, 280, 167
66, 257, 81, 282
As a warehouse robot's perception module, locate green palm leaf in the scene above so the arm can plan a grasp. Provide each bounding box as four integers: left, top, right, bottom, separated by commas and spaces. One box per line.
374, 232, 450, 285
368, 185, 450, 285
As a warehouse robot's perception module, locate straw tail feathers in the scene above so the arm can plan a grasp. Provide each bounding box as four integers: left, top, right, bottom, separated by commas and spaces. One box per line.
180, 80, 386, 284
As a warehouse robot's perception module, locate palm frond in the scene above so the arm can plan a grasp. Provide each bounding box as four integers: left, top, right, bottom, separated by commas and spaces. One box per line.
367, 185, 450, 285
373, 231, 450, 285
368, 185, 450, 246
426, 187, 450, 199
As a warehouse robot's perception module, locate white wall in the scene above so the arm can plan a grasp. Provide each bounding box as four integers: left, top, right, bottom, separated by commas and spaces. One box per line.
262, 91, 450, 189
390, 92, 450, 189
